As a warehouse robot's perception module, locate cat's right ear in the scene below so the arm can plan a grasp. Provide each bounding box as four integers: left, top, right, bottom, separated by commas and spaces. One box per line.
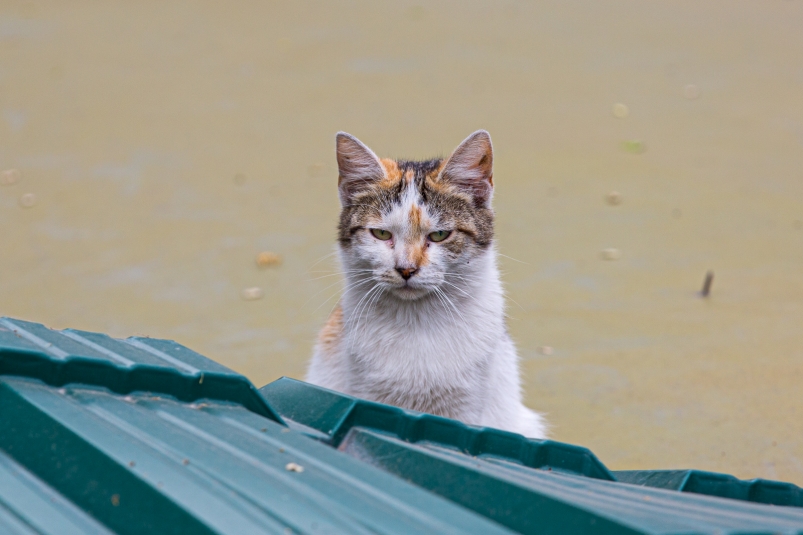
439, 130, 494, 208
336, 132, 385, 206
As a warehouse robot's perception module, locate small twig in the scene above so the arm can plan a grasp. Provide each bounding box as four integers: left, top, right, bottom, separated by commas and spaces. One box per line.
700, 270, 714, 298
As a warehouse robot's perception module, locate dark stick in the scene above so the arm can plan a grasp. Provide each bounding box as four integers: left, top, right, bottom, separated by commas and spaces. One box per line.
700, 270, 714, 297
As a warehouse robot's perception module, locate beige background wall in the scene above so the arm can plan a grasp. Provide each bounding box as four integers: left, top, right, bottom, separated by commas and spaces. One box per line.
1, 1, 802, 484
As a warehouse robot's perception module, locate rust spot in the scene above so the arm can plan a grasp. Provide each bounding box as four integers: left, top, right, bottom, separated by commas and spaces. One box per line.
317, 305, 343, 359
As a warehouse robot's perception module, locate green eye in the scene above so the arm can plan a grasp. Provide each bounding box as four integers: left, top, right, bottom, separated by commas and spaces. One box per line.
370, 228, 392, 241
428, 230, 451, 242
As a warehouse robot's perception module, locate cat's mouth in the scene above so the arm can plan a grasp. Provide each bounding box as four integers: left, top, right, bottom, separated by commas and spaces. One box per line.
390, 281, 430, 300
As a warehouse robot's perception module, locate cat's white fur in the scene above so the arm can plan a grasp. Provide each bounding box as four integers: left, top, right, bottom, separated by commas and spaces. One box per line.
306, 131, 547, 439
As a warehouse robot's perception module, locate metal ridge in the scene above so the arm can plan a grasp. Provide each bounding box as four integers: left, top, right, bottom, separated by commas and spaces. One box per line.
259, 376, 615, 481
0, 318, 283, 425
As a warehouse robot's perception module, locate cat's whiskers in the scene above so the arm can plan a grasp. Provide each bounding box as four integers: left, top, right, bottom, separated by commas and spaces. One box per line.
497, 252, 530, 265
302, 274, 369, 308
438, 279, 480, 302
442, 272, 482, 286
310, 276, 373, 313
344, 284, 377, 336
437, 287, 470, 329
431, 287, 460, 328
306, 250, 338, 270
323, 276, 377, 319
346, 283, 384, 354
306, 269, 374, 281
362, 284, 387, 328
502, 292, 526, 313
442, 273, 517, 318
307, 268, 374, 274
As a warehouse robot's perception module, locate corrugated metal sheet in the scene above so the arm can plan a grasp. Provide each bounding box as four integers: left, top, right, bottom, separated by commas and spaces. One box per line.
614, 469, 803, 507
1, 316, 803, 535
261, 378, 803, 535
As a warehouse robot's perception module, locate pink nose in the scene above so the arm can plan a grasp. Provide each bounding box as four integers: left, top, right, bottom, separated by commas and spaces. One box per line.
396, 267, 417, 280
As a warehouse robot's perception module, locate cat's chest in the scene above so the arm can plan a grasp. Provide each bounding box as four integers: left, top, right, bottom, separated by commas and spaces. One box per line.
343, 317, 493, 416
343, 309, 496, 381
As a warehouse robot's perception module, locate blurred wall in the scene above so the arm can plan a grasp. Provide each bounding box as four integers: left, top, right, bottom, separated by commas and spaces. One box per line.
1, 1, 802, 483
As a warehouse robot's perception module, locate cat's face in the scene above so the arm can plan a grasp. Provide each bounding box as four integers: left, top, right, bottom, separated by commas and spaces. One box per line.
335, 131, 495, 301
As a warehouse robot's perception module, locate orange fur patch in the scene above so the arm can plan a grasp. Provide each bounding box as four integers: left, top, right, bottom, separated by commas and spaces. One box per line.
408, 204, 423, 234
317, 305, 343, 359
379, 159, 402, 186
409, 243, 429, 267
425, 162, 449, 192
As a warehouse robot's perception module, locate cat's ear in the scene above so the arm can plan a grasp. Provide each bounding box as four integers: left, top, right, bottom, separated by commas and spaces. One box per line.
336, 132, 385, 206
439, 130, 494, 208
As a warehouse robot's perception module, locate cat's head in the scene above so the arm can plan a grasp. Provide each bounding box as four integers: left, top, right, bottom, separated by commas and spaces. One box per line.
335, 131, 495, 301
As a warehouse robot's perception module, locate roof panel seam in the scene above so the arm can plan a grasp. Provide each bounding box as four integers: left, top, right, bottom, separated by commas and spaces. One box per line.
0, 319, 69, 359
123, 338, 199, 374
60, 330, 135, 367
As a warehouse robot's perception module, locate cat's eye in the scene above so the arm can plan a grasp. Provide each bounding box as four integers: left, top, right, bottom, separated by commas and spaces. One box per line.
428, 230, 451, 242
370, 228, 392, 241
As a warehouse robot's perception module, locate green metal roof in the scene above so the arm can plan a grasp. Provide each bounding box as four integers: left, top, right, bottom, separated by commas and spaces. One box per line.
1, 316, 802, 534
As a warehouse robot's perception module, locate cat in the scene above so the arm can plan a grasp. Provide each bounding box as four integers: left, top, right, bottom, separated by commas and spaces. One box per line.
305, 130, 547, 439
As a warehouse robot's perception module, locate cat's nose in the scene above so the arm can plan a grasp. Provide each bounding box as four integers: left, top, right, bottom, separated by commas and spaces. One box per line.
396, 267, 417, 280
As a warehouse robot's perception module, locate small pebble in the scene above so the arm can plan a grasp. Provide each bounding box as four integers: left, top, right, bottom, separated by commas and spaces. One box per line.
111, 494, 120, 507
241, 287, 264, 301
538, 346, 554, 356
683, 84, 700, 100
601, 248, 621, 261
606, 191, 622, 206
234, 173, 247, 185
128, 461, 136, 467
621, 140, 645, 154
182, 459, 190, 466
612, 103, 629, 118
1, 169, 21, 186
19, 193, 36, 208
256, 251, 282, 268
285, 462, 304, 473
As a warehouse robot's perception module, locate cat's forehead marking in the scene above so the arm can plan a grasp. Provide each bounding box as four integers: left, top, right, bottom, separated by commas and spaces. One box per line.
379, 159, 402, 184
408, 242, 428, 267
388, 181, 424, 233
408, 204, 423, 235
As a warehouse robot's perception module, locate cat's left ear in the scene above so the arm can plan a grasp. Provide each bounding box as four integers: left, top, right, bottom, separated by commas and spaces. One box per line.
439, 130, 494, 208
